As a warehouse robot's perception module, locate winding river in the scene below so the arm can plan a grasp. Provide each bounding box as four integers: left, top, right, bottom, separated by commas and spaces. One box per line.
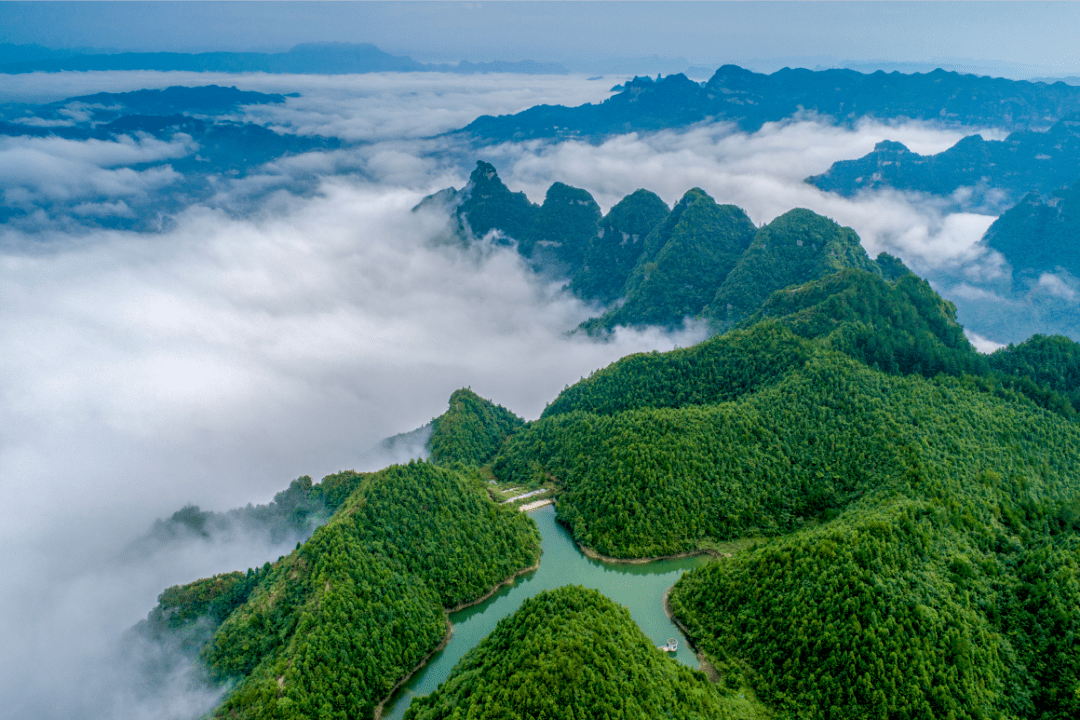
382, 503, 712, 719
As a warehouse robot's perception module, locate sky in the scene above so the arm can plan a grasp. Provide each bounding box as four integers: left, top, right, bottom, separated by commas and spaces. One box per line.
0, 3, 1075, 718
1, 1, 1079, 76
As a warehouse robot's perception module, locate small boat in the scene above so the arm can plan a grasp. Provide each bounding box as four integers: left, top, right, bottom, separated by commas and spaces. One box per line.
658, 638, 678, 652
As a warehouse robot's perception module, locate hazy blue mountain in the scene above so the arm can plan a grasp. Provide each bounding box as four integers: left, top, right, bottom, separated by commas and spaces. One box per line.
807, 115, 1080, 210
0, 42, 426, 74
980, 178, 1080, 283
0, 42, 567, 76
0, 85, 342, 231
458, 66, 1080, 143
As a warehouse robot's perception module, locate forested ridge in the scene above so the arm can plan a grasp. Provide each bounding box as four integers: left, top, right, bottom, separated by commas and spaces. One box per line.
139, 453, 539, 720
404, 586, 747, 720
135, 165, 1080, 719
420, 162, 932, 333
427, 387, 525, 467
490, 302, 1080, 718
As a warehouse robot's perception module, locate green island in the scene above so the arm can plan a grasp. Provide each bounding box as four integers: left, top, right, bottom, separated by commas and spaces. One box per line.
137, 169, 1080, 720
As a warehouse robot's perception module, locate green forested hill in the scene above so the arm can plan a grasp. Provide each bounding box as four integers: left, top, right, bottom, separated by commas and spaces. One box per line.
542, 322, 813, 418
428, 387, 525, 467
586, 189, 757, 331
708, 209, 878, 329
404, 586, 742, 720
454, 161, 539, 243
572, 188, 670, 303
521, 181, 602, 275
140, 459, 539, 720
491, 303, 1080, 719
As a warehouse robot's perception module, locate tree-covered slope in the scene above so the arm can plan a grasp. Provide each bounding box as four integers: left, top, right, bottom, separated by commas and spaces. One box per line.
806, 117, 1080, 210
668, 454, 1080, 720
404, 586, 740, 720
708, 209, 878, 329
453, 161, 539, 242
543, 322, 813, 418
587, 188, 756, 330
572, 188, 670, 303
519, 181, 602, 276
428, 388, 525, 467
499, 345, 1080, 558
141, 460, 540, 720
743, 266, 984, 377
490, 293, 1080, 720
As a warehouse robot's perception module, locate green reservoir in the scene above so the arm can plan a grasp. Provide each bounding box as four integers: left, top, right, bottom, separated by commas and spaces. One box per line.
383, 503, 711, 720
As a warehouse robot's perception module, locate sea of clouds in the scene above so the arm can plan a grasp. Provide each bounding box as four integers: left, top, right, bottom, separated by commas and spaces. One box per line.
0, 69, 1027, 718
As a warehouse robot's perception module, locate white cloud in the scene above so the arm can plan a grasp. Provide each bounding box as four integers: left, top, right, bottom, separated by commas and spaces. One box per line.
1035, 272, 1079, 301
965, 330, 1006, 354
0, 134, 191, 205
470, 117, 1001, 274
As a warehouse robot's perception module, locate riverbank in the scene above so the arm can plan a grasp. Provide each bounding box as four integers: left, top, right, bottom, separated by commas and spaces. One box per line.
374, 552, 542, 718
373, 616, 453, 720
445, 553, 542, 613
576, 541, 726, 565
662, 586, 721, 682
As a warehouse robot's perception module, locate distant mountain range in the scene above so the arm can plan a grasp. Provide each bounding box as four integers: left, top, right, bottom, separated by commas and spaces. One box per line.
0, 85, 341, 229
0, 41, 568, 75
807, 115, 1080, 211
456, 65, 1080, 142
981, 179, 1080, 288
419, 161, 913, 335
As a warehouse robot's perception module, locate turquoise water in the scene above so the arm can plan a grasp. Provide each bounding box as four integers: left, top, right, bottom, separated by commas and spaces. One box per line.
382, 503, 711, 719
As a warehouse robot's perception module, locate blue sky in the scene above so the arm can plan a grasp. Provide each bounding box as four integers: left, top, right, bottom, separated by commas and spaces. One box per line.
1, 1, 1078, 76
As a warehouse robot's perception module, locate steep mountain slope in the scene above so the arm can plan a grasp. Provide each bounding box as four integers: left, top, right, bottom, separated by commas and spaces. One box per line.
404, 586, 743, 720
743, 266, 986, 379
202, 460, 539, 720
428, 388, 525, 467
572, 188, 670, 303
448, 161, 540, 243
708, 208, 879, 329
585, 189, 757, 331
459, 66, 1080, 143
520, 181, 602, 276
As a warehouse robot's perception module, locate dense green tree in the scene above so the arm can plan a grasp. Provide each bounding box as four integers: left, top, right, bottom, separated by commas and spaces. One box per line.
406, 586, 742, 720
428, 387, 525, 467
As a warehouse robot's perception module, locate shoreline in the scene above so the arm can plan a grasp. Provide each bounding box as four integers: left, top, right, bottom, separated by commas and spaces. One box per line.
373, 549, 542, 719
373, 615, 453, 720
445, 552, 542, 613
662, 586, 722, 683
576, 541, 724, 565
